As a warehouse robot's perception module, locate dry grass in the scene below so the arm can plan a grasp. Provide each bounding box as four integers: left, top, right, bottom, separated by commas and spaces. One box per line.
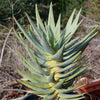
0, 31, 28, 88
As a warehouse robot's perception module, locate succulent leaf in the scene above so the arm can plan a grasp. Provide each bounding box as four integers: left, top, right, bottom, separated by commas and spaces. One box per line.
55, 51, 81, 66
49, 45, 64, 60
42, 92, 57, 100
59, 93, 85, 99
42, 32, 54, 54
55, 14, 61, 40
25, 13, 42, 41
48, 3, 55, 32
35, 4, 46, 33
66, 9, 76, 34
48, 26, 55, 47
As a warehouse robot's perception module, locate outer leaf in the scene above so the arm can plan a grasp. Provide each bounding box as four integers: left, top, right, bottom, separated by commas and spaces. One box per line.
64, 37, 80, 50
28, 26, 40, 44
64, 26, 99, 54
59, 96, 85, 100
58, 59, 88, 78
18, 80, 54, 94
20, 59, 41, 75
66, 9, 76, 35
59, 93, 85, 99
25, 13, 42, 41
55, 51, 81, 66
48, 3, 55, 32
35, 4, 46, 33
17, 67, 47, 82
65, 66, 88, 81
18, 80, 50, 89
30, 89, 54, 95
14, 17, 45, 53
63, 50, 80, 60
64, 19, 83, 44
42, 92, 57, 100
55, 55, 86, 72
14, 29, 27, 48
15, 49, 41, 73
57, 84, 86, 93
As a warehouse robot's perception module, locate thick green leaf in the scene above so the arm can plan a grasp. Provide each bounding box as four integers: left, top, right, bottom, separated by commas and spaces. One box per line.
57, 84, 85, 93
55, 55, 86, 72
25, 13, 42, 41
31, 89, 54, 95
42, 32, 55, 54
28, 26, 40, 44
18, 79, 50, 88
35, 4, 46, 33
59, 96, 85, 100
63, 50, 80, 60
48, 3, 55, 32
64, 20, 83, 44
64, 31, 98, 58
59, 93, 85, 99
48, 26, 55, 47
42, 92, 57, 100
65, 66, 88, 81
54, 36, 64, 51
20, 59, 41, 75
64, 26, 98, 54
17, 67, 47, 82
66, 9, 76, 36
49, 45, 64, 60
58, 59, 88, 78
14, 17, 45, 54
55, 14, 61, 40
55, 51, 81, 66
35, 59, 49, 75
80, 26, 99, 42
14, 29, 27, 48
15, 49, 42, 74
53, 79, 65, 89
18, 80, 54, 94
48, 72, 56, 83
65, 9, 81, 38
64, 37, 80, 50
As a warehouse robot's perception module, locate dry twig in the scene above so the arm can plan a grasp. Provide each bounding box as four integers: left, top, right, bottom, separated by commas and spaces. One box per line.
0, 27, 13, 67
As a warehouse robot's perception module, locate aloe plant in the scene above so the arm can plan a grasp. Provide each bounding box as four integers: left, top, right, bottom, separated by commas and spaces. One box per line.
14, 3, 98, 100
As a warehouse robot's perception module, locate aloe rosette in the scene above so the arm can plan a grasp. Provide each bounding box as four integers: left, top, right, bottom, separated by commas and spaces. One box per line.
14, 3, 98, 100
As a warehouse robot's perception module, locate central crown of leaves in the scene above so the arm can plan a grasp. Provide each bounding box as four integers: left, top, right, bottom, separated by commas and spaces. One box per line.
14, 3, 98, 100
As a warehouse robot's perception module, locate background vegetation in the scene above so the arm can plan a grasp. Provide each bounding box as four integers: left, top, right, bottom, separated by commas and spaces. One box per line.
0, 0, 85, 27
